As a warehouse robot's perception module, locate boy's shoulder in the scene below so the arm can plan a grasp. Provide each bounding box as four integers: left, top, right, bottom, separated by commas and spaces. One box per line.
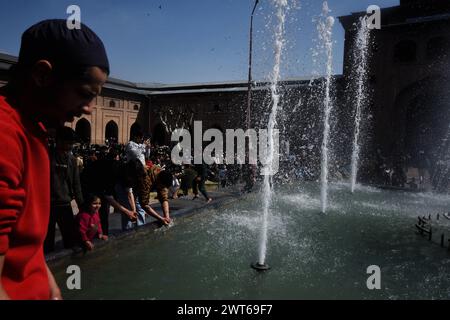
0, 95, 22, 128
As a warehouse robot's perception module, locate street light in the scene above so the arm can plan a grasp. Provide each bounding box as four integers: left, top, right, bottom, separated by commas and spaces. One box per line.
246, 0, 259, 130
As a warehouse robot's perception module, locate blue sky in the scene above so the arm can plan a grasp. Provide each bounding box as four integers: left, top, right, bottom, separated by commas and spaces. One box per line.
0, 0, 399, 84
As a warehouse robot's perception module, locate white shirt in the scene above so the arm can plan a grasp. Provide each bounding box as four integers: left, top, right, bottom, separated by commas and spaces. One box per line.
125, 141, 146, 166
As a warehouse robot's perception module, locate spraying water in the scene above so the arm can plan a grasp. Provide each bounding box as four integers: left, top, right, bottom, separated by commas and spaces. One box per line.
350, 18, 371, 193
318, 2, 335, 213
257, 0, 288, 267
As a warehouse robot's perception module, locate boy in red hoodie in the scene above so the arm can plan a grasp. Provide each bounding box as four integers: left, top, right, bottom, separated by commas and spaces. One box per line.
0, 19, 109, 300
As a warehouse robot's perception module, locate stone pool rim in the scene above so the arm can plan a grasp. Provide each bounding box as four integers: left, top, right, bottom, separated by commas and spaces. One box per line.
46, 191, 243, 269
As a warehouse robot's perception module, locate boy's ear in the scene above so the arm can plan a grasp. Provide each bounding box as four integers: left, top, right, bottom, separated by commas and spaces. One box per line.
31, 60, 54, 87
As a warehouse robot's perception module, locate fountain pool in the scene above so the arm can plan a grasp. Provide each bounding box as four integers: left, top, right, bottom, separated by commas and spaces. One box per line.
53, 182, 450, 300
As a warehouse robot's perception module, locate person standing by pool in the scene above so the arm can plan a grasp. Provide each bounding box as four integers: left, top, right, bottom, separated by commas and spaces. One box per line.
44, 126, 83, 254
192, 163, 213, 203
218, 165, 227, 189
0, 19, 109, 299
125, 128, 147, 167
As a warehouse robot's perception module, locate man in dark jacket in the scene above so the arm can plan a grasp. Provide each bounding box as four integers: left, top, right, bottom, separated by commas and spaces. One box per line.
193, 163, 213, 203
44, 127, 84, 253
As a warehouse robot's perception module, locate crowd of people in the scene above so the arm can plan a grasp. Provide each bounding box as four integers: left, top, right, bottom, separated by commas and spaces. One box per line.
43, 125, 257, 255
0, 18, 256, 300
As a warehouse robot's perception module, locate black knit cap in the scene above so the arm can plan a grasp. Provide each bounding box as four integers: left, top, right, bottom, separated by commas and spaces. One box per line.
18, 19, 110, 75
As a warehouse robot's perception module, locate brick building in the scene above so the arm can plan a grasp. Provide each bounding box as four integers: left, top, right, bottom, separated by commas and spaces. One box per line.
1, 0, 450, 184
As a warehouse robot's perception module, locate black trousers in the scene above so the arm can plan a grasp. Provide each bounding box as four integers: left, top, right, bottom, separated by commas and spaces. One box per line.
44, 204, 76, 253
193, 178, 210, 199
99, 195, 110, 236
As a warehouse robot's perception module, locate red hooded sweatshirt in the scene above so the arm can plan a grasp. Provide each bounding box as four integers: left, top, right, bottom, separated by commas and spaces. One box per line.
76, 210, 103, 242
0, 95, 50, 299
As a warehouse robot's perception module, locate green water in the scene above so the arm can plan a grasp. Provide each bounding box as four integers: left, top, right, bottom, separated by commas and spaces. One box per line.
53, 182, 450, 299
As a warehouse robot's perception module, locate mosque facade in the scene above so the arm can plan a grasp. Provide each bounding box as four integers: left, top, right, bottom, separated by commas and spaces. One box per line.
339, 0, 450, 183
1, 0, 450, 184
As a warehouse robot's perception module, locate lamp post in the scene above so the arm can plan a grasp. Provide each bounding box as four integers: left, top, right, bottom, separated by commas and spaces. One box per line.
246, 0, 259, 130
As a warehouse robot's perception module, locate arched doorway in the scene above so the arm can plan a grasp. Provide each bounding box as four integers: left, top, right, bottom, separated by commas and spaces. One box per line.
152, 123, 167, 146
105, 120, 119, 144
129, 122, 142, 140
75, 118, 91, 144
393, 76, 450, 185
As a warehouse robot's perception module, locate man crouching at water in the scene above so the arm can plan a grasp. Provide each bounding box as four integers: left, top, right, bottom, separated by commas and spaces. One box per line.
0, 19, 109, 299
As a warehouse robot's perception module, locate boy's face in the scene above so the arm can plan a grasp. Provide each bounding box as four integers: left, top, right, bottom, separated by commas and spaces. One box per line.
45, 66, 107, 125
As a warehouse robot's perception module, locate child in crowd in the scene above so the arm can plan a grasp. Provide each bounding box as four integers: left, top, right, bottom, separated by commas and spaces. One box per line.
76, 194, 108, 251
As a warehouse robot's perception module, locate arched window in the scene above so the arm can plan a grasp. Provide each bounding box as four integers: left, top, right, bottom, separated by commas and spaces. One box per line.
393, 40, 417, 63
129, 122, 142, 141
109, 100, 116, 108
75, 118, 91, 144
105, 120, 119, 143
133, 104, 140, 111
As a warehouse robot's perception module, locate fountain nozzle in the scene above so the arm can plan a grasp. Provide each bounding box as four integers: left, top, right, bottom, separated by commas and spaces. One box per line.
251, 262, 270, 271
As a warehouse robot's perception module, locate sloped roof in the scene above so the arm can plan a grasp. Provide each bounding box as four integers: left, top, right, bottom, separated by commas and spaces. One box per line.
0, 52, 341, 95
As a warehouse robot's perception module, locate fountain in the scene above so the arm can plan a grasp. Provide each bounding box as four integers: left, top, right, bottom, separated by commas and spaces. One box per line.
350, 17, 371, 193
253, 0, 288, 271
318, 1, 335, 213
53, 183, 450, 299
49, 2, 450, 300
